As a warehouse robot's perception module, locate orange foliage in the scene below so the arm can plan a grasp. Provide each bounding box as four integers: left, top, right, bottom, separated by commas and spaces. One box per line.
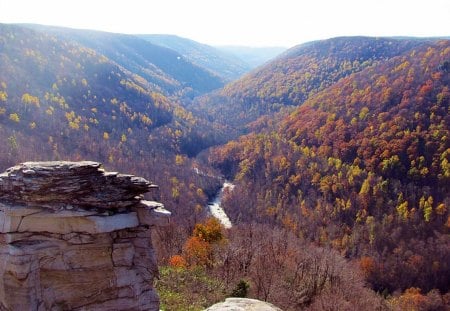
359, 256, 376, 277
183, 236, 212, 267
397, 287, 428, 311
168, 255, 187, 269
181, 218, 226, 268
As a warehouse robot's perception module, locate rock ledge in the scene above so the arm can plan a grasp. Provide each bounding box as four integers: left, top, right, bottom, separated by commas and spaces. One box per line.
0, 161, 169, 311
206, 298, 283, 311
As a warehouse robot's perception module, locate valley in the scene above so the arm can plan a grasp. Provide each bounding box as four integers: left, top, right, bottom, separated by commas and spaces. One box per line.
0, 23, 449, 310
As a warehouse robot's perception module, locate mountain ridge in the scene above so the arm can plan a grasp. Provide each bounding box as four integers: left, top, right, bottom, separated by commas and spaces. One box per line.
208, 38, 450, 295
138, 34, 252, 81
195, 36, 438, 131
19, 24, 225, 97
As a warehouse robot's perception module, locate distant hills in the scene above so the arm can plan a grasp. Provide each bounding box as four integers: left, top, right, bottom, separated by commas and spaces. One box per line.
215, 45, 287, 68
137, 34, 252, 81
20, 24, 226, 97
20, 25, 287, 97
139, 34, 287, 80
196, 37, 434, 129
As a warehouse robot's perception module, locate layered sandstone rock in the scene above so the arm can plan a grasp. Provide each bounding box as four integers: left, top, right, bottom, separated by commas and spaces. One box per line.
0, 161, 170, 311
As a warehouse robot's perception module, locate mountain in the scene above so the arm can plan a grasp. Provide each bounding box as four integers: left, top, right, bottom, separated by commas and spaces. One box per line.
138, 34, 251, 81
209, 38, 450, 295
196, 37, 433, 130
0, 23, 221, 225
216, 45, 287, 68
21, 24, 224, 97
1, 23, 449, 308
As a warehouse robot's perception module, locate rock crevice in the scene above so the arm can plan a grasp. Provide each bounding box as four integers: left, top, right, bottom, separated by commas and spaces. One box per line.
0, 161, 169, 311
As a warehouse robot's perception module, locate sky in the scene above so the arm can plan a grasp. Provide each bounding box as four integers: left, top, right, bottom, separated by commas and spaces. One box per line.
0, 0, 449, 48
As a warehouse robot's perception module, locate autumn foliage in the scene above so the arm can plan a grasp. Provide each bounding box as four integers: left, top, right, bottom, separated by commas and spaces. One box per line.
209, 39, 450, 297
168, 255, 187, 269
192, 217, 224, 243
1, 23, 449, 309
168, 218, 226, 268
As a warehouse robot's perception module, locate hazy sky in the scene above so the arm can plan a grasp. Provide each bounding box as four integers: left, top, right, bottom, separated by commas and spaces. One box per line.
1, 0, 449, 47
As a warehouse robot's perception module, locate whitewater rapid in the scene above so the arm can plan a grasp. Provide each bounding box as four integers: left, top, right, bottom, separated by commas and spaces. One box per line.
207, 182, 234, 229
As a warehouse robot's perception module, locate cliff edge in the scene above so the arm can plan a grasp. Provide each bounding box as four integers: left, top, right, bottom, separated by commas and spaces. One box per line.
0, 161, 170, 310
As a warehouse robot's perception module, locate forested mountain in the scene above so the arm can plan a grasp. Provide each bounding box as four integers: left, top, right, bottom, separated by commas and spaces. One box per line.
196, 37, 433, 130
0, 23, 222, 227
1, 22, 449, 309
22, 24, 225, 97
209, 39, 450, 296
138, 34, 251, 81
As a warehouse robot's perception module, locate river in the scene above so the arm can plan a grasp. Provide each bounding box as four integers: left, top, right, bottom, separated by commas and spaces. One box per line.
207, 182, 234, 229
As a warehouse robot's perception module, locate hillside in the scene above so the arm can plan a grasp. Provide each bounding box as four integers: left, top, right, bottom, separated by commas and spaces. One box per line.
138, 34, 251, 81
196, 37, 432, 130
0, 23, 221, 228
22, 24, 224, 97
209, 39, 450, 295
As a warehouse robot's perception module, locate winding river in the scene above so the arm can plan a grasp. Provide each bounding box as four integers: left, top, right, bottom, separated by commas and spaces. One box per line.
207, 182, 234, 228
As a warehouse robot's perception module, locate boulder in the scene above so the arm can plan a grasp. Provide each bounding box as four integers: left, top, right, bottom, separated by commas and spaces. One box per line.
206, 298, 283, 311
0, 161, 170, 311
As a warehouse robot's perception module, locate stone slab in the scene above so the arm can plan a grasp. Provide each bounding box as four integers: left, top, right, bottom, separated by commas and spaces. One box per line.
133, 200, 171, 227
0, 211, 140, 234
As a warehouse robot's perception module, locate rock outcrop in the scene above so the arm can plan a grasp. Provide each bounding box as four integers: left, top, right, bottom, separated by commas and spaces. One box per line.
0, 161, 170, 311
205, 298, 283, 311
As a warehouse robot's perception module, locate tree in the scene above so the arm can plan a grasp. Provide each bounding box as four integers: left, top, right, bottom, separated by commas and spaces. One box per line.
183, 236, 212, 267
193, 218, 224, 244
9, 113, 20, 122
230, 280, 250, 298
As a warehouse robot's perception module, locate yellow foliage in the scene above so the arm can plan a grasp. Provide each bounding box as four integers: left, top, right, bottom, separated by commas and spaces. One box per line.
21, 93, 40, 107
435, 203, 446, 215
9, 113, 20, 122
0, 91, 7, 102
396, 201, 409, 220
171, 187, 180, 199
193, 218, 223, 244
359, 178, 371, 195
175, 154, 185, 165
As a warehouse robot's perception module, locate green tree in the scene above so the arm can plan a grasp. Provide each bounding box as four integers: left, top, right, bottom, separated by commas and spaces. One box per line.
230, 280, 250, 298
